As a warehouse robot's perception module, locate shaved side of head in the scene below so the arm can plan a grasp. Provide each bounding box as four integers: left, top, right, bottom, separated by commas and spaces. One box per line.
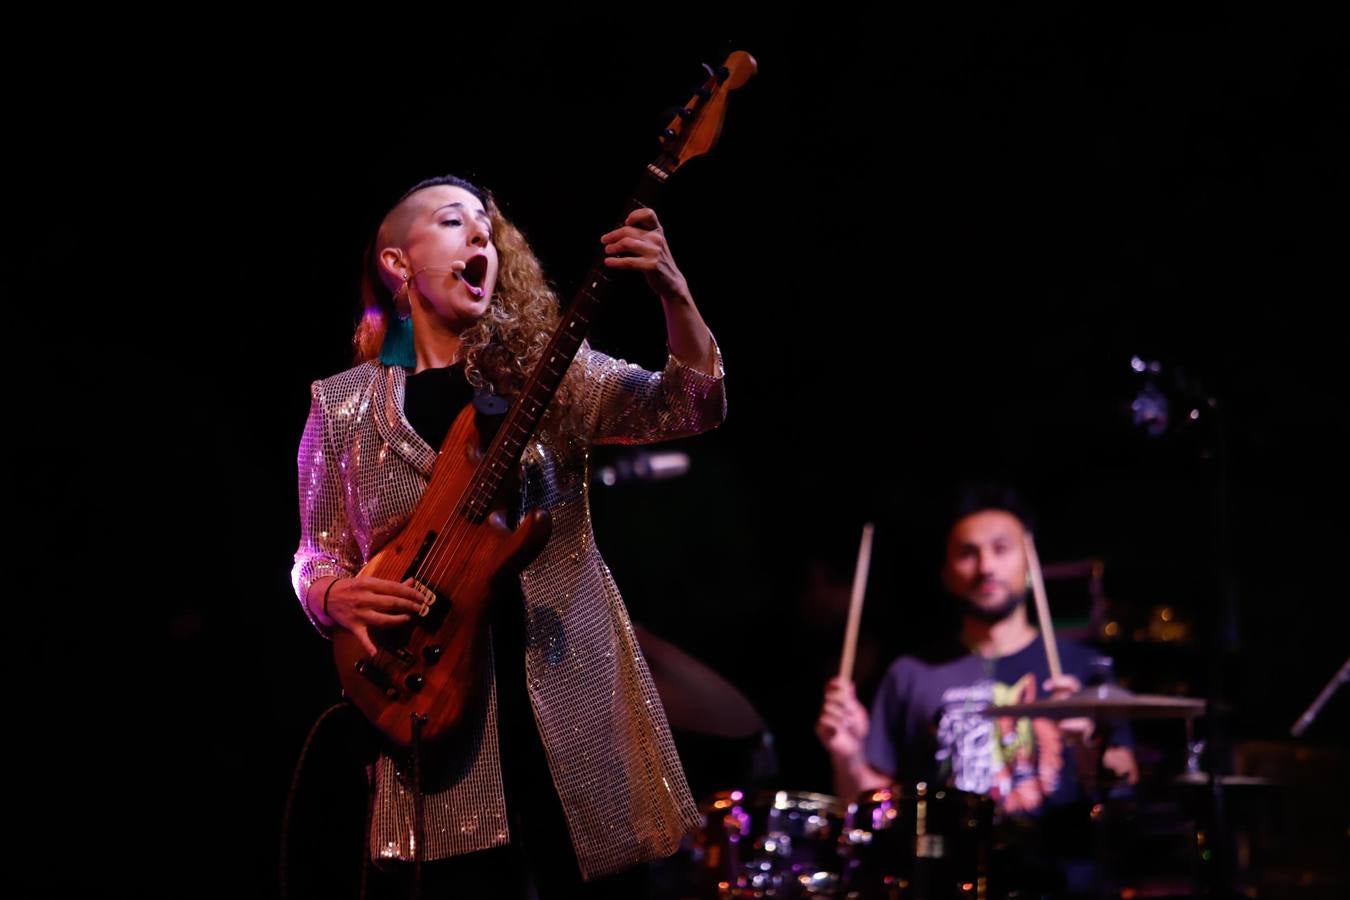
374, 189, 435, 292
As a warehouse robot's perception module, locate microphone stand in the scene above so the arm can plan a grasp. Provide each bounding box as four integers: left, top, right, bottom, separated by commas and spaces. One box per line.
1290, 656, 1350, 738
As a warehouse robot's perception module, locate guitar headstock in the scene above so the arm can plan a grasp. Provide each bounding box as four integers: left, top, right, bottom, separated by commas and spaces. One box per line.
652, 51, 757, 178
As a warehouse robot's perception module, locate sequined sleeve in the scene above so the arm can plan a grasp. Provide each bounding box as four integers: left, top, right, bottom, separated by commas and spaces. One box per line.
291, 379, 360, 636
578, 338, 726, 446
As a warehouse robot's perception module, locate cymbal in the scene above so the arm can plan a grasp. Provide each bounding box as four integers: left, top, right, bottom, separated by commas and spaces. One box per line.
633, 623, 766, 739
979, 683, 1205, 720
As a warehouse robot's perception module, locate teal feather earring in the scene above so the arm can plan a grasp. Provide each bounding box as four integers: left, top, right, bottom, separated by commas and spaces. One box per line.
379, 277, 417, 368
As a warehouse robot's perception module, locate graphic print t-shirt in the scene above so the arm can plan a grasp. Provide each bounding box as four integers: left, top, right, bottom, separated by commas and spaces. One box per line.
863, 638, 1119, 815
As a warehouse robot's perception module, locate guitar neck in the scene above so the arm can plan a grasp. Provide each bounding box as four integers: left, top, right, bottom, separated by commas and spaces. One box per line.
460, 168, 668, 520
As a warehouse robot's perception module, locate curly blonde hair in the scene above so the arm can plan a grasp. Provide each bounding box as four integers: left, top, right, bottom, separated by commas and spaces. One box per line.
354, 175, 586, 441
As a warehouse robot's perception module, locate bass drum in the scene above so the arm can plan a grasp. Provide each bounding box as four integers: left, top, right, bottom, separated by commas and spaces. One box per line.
839, 782, 994, 900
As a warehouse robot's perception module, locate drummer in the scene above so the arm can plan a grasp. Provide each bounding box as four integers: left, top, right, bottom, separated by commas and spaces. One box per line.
816, 483, 1138, 815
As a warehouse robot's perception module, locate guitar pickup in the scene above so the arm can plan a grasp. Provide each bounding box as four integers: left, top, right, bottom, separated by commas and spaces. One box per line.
402, 535, 451, 624
409, 579, 441, 617
405, 578, 451, 628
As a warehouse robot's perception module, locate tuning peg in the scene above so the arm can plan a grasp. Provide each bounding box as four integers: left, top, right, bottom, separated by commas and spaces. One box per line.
695, 60, 732, 82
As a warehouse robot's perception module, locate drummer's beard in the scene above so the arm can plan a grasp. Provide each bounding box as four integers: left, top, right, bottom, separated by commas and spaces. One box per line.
957, 585, 1027, 623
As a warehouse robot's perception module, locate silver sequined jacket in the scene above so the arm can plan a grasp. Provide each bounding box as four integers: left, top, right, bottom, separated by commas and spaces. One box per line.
292, 343, 725, 879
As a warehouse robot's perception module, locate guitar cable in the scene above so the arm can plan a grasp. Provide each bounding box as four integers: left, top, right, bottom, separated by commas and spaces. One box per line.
279, 700, 365, 900
410, 713, 427, 900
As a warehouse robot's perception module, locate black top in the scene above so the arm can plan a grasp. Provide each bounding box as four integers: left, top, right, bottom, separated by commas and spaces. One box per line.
403, 364, 474, 450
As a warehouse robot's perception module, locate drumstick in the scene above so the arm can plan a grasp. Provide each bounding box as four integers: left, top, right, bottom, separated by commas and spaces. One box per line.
1023, 531, 1063, 680
838, 523, 875, 681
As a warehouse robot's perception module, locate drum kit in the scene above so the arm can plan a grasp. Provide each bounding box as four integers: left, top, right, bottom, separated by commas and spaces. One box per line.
686, 783, 992, 899
632, 515, 1348, 898
667, 686, 1215, 899
637, 615, 1253, 899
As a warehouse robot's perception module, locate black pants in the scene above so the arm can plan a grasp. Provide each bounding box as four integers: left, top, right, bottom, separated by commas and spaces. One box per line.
365, 587, 650, 900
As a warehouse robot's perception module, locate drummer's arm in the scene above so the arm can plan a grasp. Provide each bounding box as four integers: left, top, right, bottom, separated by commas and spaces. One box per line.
1047, 673, 1141, 785
818, 676, 897, 798
831, 755, 893, 800
1042, 671, 1139, 782
1047, 672, 1140, 785
1102, 745, 1140, 784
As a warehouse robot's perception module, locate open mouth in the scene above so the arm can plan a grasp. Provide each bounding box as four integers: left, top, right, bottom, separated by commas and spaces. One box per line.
459, 254, 489, 298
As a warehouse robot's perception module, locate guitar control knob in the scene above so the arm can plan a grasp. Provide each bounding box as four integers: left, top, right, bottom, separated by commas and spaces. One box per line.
356, 659, 401, 699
